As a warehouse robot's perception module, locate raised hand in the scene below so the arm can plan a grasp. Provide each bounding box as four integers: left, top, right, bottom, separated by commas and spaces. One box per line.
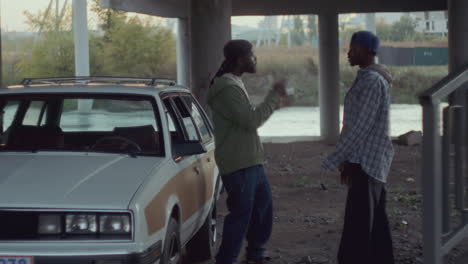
273, 79, 287, 97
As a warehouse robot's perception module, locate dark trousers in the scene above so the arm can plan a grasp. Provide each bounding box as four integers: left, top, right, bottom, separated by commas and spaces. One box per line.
216, 165, 273, 264
338, 162, 395, 264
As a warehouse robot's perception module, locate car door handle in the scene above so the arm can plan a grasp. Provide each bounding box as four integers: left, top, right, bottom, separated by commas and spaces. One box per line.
194, 166, 200, 174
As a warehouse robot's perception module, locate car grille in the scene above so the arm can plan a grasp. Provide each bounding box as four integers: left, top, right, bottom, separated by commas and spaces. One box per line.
0, 210, 132, 241
0, 211, 39, 240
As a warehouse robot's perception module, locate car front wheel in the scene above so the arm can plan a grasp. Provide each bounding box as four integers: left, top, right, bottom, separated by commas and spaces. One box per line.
161, 218, 182, 264
185, 204, 217, 262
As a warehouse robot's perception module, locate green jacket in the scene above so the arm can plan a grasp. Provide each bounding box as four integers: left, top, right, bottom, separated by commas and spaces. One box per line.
207, 76, 280, 176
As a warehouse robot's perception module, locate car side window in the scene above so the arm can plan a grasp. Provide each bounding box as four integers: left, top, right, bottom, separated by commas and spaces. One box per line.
172, 96, 200, 141
163, 97, 185, 143
1, 101, 19, 132
22, 101, 47, 126
181, 95, 212, 143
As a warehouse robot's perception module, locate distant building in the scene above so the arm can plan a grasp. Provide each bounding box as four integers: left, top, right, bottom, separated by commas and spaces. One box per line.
346, 11, 448, 37
412, 11, 448, 37
346, 13, 406, 30
232, 17, 282, 47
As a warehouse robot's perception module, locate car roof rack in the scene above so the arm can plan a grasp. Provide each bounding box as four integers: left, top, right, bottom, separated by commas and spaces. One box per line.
21, 76, 177, 87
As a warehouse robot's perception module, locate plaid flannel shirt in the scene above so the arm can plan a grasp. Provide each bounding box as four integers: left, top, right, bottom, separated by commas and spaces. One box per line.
322, 67, 394, 183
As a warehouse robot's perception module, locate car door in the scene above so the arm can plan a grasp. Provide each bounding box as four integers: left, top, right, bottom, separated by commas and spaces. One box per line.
179, 94, 217, 218
163, 94, 206, 241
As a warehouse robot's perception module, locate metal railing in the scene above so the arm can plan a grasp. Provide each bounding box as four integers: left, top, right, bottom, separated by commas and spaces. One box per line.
21, 76, 177, 87
419, 65, 468, 264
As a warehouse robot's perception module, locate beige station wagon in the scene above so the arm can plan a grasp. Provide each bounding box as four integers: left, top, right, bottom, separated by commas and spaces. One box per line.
0, 77, 221, 264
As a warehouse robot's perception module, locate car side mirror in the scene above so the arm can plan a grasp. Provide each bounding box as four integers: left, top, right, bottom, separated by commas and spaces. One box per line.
173, 141, 207, 157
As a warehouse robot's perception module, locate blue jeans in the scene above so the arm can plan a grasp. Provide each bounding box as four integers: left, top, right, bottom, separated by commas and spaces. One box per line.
216, 165, 273, 264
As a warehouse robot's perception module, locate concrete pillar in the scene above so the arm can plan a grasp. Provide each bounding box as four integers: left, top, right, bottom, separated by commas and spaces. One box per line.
177, 18, 190, 87
0, 2, 2, 88
73, 0, 92, 112
448, 0, 468, 108
448, 0, 468, 75
365, 13, 376, 34
318, 13, 340, 144
365, 13, 379, 63
73, 0, 90, 77
56, 0, 60, 31
189, 0, 232, 108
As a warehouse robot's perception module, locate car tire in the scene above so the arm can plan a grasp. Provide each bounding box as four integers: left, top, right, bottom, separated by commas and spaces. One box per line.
161, 218, 182, 264
185, 203, 217, 262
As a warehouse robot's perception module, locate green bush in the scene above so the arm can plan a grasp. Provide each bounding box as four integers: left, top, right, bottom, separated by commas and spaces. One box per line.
390, 66, 447, 103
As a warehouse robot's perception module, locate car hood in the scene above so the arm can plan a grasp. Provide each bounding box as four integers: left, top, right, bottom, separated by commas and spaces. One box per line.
0, 152, 163, 210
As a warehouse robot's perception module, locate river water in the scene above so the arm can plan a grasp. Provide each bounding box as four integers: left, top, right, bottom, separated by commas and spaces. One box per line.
258, 104, 422, 138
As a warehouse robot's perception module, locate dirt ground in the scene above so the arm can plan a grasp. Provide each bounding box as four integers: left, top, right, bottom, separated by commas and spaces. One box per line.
213, 141, 468, 264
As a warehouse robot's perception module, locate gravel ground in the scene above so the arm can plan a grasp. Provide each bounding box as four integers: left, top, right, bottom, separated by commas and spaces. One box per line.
210, 141, 468, 264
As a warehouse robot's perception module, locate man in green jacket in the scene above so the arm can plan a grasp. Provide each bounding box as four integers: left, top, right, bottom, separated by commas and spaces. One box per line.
207, 39, 287, 264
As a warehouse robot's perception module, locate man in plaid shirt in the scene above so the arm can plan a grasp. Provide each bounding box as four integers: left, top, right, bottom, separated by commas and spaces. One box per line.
322, 31, 395, 264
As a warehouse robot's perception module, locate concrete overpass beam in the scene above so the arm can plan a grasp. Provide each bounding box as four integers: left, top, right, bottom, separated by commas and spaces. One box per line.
189, 0, 232, 108
319, 13, 340, 144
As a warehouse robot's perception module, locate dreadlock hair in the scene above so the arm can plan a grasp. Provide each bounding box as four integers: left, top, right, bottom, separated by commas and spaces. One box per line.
210, 39, 253, 86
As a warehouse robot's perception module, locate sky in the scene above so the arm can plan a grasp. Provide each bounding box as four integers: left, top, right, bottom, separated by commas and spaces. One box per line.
1, 0, 263, 32
2, 0, 52, 31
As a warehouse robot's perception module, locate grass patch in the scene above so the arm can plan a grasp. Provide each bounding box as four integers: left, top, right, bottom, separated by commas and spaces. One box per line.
247, 46, 448, 106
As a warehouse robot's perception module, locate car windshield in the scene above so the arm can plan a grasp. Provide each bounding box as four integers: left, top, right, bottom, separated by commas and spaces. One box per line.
0, 94, 163, 156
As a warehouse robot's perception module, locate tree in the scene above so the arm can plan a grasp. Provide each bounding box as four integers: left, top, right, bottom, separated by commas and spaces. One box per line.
291, 16, 305, 46
18, 6, 75, 78
22, 3, 73, 33
390, 15, 418, 41
376, 19, 392, 41
306, 15, 317, 41
18, 32, 76, 78
2, 37, 35, 86
15, 1, 177, 80
90, 0, 126, 41
94, 16, 176, 77
90, 0, 176, 77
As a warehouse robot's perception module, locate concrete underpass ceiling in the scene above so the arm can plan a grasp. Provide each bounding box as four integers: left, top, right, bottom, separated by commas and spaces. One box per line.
101, 0, 447, 18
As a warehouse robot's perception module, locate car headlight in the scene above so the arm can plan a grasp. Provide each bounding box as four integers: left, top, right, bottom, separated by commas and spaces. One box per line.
37, 212, 132, 239
99, 214, 131, 234
66, 214, 97, 234
38, 214, 62, 234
